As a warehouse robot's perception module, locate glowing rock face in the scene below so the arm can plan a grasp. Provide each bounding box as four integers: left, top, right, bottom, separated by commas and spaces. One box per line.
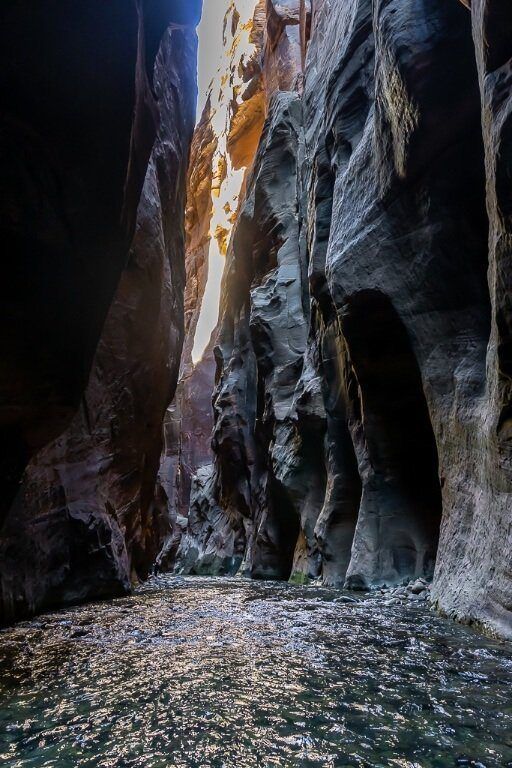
192, 0, 264, 363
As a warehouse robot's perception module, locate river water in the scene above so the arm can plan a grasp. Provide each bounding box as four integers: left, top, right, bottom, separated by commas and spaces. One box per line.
0, 576, 511, 767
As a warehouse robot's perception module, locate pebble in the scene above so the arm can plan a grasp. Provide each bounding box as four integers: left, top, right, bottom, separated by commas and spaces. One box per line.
410, 579, 427, 595
369, 577, 434, 609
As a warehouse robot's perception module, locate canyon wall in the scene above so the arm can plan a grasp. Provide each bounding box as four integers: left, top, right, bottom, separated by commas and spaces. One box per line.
156, 1, 269, 570
431, 0, 512, 637
0, 1, 201, 522
155, 102, 217, 570
175, 0, 512, 639
173, 1, 316, 576
0, 5, 199, 622
2, 0, 510, 639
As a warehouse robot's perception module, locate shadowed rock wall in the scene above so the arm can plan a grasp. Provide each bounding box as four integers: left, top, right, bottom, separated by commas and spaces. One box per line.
174, 1, 313, 577
0, 1, 201, 521
154, 102, 217, 571
175, 0, 512, 638
0, 7, 199, 623
4, 0, 510, 637
431, 0, 512, 637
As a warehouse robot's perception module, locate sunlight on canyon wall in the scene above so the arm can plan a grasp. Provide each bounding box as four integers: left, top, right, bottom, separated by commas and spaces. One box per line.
191, 0, 261, 363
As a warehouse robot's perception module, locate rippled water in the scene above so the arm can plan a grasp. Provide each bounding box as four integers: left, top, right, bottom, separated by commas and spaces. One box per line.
1, 577, 512, 767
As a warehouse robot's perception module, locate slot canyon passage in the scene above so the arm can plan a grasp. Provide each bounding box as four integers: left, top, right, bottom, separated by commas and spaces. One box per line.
1, 0, 512, 765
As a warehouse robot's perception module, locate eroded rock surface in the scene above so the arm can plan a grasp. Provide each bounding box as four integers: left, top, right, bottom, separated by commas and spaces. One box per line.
175, 0, 512, 638
431, 0, 512, 637
156, 1, 270, 571
3, 0, 511, 638
174, 0, 312, 578
0, 0, 201, 522
154, 103, 217, 572
0, 17, 198, 622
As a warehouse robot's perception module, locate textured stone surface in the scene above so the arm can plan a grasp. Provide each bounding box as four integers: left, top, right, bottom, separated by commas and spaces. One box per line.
156, 338, 217, 573
431, 0, 512, 638
157, 1, 270, 572
0, 22, 198, 623
154, 102, 217, 572
176, 0, 512, 638
0, 1, 201, 522
299, 0, 489, 595
3, 0, 511, 639
177, 91, 308, 577
174, 3, 310, 578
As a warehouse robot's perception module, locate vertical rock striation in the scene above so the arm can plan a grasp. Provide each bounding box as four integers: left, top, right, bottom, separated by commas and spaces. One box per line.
156, 1, 270, 571
0, 1, 201, 523
0, 10, 199, 623
3, 0, 511, 638
174, 1, 313, 577
431, 0, 512, 637
175, 0, 512, 638
304, 0, 489, 594
154, 102, 217, 571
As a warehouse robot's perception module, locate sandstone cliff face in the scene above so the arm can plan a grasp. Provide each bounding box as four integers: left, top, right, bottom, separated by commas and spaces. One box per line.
156, 1, 270, 571
431, 0, 512, 637
176, 0, 512, 638
3, 0, 510, 639
0, 18, 198, 622
174, 1, 314, 577
304, 0, 488, 594
0, 1, 201, 523
154, 102, 217, 572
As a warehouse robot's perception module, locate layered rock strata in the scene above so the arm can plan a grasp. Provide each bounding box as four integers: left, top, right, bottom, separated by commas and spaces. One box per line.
2, 0, 511, 639
155, 103, 217, 571
176, 0, 512, 638
0, 12, 198, 622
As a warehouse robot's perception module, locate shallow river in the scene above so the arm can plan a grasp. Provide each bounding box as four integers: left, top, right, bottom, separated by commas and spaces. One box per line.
0, 576, 511, 767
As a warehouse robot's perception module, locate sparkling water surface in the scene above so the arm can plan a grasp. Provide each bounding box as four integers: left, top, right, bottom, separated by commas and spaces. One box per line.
1, 576, 511, 767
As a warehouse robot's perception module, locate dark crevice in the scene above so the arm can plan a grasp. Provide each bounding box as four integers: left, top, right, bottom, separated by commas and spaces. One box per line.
342, 290, 442, 585
482, 0, 512, 73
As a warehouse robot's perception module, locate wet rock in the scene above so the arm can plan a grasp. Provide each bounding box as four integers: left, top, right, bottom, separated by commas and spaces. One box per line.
70, 628, 89, 639
410, 580, 428, 595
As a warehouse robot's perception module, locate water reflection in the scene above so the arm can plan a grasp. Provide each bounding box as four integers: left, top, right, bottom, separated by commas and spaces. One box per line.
0, 576, 511, 767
